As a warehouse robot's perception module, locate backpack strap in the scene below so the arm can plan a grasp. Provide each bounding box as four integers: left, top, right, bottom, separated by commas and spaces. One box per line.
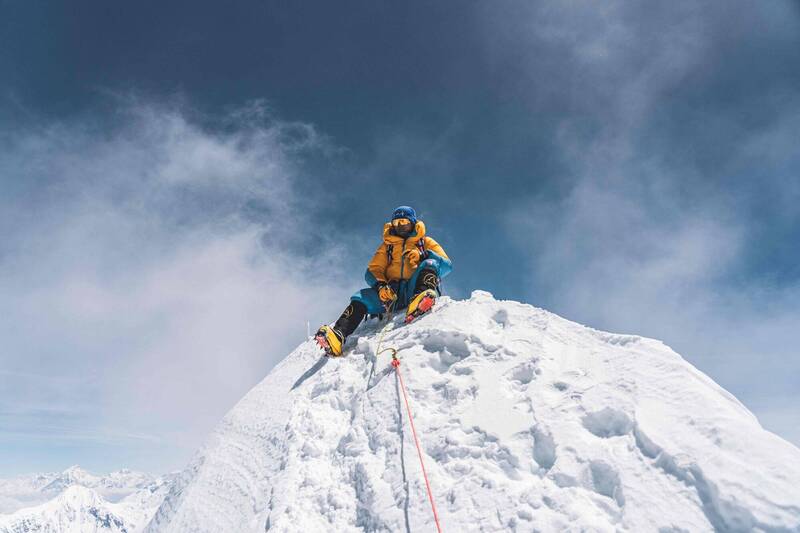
386, 244, 394, 264
416, 238, 426, 258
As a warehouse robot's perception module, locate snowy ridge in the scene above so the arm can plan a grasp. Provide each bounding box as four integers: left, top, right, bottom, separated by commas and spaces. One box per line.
0, 485, 127, 533
40, 466, 153, 496
0, 474, 174, 533
147, 290, 800, 532
0, 486, 127, 533
0, 466, 156, 514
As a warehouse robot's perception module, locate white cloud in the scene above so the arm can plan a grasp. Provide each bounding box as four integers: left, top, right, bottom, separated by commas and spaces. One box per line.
0, 99, 351, 472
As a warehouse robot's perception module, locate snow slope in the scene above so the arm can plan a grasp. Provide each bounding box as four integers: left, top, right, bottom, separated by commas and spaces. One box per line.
0, 474, 173, 533
146, 291, 800, 532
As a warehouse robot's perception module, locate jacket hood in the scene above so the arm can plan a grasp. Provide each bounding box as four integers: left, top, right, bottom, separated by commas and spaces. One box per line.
382, 220, 426, 243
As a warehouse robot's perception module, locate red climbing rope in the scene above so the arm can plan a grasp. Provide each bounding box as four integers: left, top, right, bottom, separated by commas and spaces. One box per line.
391, 354, 443, 533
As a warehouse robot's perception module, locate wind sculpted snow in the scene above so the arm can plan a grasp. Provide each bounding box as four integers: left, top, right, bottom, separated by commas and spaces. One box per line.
146, 291, 800, 532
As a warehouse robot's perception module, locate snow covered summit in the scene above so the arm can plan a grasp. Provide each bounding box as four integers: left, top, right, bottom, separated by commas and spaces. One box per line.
146, 291, 800, 532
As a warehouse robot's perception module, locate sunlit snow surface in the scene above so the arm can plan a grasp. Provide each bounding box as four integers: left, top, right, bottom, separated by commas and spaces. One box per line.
144, 290, 800, 532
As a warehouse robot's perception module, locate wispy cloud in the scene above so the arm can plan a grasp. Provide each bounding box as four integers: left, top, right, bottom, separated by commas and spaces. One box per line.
491, 1, 800, 444
0, 97, 351, 473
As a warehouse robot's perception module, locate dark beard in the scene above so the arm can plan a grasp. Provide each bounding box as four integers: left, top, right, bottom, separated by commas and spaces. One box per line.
392, 226, 413, 237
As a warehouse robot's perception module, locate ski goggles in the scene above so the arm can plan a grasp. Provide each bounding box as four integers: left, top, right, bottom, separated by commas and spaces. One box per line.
391, 217, 413, 227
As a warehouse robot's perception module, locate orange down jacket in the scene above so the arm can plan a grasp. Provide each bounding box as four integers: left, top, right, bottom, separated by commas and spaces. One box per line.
367, 220, 449, 283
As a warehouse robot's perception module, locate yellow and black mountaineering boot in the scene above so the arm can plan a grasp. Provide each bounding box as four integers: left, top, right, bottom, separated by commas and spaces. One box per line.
405, 289, 437, 324
316, 301, 368, 357
315, 325, 345, 357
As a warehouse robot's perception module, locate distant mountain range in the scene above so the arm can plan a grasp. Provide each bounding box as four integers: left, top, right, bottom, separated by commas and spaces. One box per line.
0, 466, 175, 533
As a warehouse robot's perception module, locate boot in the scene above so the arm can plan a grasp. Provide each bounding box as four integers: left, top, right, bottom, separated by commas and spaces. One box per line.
315, 301, 367, 357
315, 325, 345, 357
405, 289, 437, 324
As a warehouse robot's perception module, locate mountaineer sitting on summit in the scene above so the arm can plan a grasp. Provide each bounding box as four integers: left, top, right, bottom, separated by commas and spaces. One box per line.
315, 205, 452, 357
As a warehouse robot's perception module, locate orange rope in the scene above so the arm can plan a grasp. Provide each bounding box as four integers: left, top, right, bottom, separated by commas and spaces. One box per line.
392, 355, 443, 533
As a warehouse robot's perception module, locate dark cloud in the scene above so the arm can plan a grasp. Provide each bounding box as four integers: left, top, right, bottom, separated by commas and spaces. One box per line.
488, 0, 800, 443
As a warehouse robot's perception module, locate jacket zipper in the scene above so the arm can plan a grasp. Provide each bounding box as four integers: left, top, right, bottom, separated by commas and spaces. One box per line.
399, 237, 408, 281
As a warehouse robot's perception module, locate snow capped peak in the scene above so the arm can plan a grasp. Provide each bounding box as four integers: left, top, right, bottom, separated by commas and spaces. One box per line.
139, 293, 799, 531
41, 465, 97, 493
0, 485, 128, 533
60, 465, 94, 481
22, 465, 153, 501
58, 485, 104, 507
0, 473, 175, 533
0, 465, 165, 526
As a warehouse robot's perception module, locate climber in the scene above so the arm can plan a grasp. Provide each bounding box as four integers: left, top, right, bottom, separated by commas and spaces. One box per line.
315, 206, 452, 357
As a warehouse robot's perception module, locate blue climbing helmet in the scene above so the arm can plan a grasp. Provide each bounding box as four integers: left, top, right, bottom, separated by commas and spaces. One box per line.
391, 205, 417, 225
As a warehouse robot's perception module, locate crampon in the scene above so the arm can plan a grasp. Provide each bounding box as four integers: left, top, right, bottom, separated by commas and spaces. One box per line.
405, 289, 436, 324
314, 325, 343, 357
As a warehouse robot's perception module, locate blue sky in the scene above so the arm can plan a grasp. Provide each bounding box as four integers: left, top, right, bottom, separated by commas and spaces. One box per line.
1, 0, 798, 475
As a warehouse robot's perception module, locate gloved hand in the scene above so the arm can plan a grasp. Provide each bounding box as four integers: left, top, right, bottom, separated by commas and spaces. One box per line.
404, 248, 427, 269
377, 282, 397, 306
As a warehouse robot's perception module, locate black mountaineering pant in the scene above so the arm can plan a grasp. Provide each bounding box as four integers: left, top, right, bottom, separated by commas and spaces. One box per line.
334, 300, 368, 338
334, 268, 439, 339
413, 268, 439, 296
